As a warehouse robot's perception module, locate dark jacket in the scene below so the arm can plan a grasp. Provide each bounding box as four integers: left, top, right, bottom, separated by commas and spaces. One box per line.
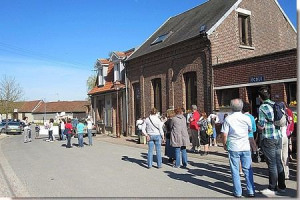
170, 114, 189, 147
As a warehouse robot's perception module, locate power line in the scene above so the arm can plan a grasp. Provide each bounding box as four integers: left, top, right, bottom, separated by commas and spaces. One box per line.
0, 41, 90, 70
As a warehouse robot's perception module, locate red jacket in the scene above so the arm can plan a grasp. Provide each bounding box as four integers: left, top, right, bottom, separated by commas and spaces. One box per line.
189, 110, 200, 130
65, 123, 73, 134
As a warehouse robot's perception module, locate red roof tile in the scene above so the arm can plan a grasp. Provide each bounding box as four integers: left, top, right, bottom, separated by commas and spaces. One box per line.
33, 101, 89, 113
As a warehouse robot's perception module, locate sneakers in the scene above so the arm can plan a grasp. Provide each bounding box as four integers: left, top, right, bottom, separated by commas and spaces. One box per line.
261, 188, 276, 196
276, 188, 286, 195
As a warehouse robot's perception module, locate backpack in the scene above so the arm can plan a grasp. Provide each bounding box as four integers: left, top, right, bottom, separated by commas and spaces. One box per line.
264, 101, 287, 128
206, 123, 213, 136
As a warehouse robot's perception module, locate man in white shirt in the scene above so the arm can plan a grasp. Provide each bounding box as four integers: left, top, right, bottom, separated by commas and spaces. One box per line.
221, 98, 255, 198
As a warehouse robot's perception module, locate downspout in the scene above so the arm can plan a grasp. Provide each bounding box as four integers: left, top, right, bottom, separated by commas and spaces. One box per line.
123, 59, 129, 136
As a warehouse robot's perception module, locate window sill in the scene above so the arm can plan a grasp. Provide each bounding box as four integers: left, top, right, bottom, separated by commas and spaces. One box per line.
239, 45, 255, 50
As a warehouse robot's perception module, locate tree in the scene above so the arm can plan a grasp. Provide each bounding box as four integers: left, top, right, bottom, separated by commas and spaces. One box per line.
0, 75, 24, 120
86, 74, 97, 92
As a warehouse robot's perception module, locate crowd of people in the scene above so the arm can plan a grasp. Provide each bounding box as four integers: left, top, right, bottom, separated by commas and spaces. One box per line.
23, 117, 94, 148
138, 86, 295, 198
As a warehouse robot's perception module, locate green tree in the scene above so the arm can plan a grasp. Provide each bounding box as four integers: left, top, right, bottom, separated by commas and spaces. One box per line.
86, 74, 97, 92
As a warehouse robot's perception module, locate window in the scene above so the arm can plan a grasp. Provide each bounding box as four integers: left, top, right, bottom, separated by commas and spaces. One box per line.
114, 63, 120, 81
152, 78, 162, 114
238, 14, 252, 46
151, 31, 172, 46
216, 88, 239, 107
98, 68, 103, 86
133, 83, 141, 121
286, 82, 297, 106
184, 72, 197, 111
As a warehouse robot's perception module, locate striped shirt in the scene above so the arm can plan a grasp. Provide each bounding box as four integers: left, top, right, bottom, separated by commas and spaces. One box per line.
258, 99, 282, 139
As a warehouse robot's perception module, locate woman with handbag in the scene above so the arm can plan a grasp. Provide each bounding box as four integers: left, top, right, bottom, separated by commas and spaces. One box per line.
142, 108, 165, 169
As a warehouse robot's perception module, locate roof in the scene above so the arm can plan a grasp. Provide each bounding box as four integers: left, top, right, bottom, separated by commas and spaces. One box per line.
99, 59, 109, 65
128, 0, 239, 60
88, 61, 125, 95
19, 100, 42, 112
33, 101, 89, 113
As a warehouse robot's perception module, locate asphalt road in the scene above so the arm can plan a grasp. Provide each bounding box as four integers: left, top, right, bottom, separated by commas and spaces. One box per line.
0, 133, 297, 198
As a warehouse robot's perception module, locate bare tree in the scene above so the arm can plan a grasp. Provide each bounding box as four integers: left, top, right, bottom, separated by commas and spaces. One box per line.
0, 75, 24, 120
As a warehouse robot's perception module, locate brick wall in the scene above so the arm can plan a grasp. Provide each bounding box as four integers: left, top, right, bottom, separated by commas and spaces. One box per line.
209, 0, 297, 65
126, 37, 212, 134
213, 49, 297, 87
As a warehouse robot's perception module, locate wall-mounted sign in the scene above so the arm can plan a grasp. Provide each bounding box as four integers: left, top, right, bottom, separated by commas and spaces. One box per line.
249, 75, 264, 83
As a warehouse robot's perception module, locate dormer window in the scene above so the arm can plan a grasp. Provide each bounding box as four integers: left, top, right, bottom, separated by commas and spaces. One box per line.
114, 63, 120, 81
151, 31, 172, 46
98, 68, 104, 86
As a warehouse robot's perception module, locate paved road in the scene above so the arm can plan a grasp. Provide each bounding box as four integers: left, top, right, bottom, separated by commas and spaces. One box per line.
0, 133, 297, 198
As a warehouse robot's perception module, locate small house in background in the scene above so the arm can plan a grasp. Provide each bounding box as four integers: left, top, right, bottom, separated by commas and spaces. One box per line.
32, 100, 91, 123
88, 48, 135, 137
0, 100, 42, 122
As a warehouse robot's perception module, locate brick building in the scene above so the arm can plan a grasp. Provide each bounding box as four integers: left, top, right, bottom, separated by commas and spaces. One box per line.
125, 0, 296, 135
88, 49, 134, 136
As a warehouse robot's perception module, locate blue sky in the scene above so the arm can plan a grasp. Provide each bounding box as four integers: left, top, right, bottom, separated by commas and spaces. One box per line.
0, 0, 297, 102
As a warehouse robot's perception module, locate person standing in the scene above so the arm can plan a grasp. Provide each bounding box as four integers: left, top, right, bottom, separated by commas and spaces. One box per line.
257, 86, 286, 196
242, 102, 258, 161
198, 112, 210, 155
23, 117, 32, 143
208, 113, 219, 146
164, 109, 176, 163
47, 119, 54, 142
170, 108, 189, 168
136, 117, 144, 144
77, 119, 85, 148
60, 118, 66, 140
86, 118, 93, 146
285, 104, 295, 162
65, 119, 73, 148
189, 105, 200, 152
142, 108, 165, 169
221, 98, 255, 198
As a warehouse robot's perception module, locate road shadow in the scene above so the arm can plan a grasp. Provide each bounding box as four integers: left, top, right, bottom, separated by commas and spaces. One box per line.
121, 155, 148, 169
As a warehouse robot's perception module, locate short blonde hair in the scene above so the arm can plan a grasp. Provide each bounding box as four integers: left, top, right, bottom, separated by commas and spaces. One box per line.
166, 109, 175, 118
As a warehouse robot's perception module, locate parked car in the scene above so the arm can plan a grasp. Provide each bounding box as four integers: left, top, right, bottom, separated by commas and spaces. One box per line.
0, 121, 23, 134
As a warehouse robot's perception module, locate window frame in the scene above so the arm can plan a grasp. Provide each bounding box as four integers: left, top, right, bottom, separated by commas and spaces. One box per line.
238, 11, 252, 47
184, 72, 197, 111
152, 78, 162, 114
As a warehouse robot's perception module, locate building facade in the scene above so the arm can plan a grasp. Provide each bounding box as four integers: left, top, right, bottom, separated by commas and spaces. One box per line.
125, 0, 297, 135
88, 49, 134, 136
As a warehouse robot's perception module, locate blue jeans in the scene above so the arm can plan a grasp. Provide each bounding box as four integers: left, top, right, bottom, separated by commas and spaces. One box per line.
87, 129, 92, 145
212, 128, 217, 139
147, 135, 162, 168
262, 138, 286, 190
174, 146, 188, 167
78, 134, 84, 147
165, 139, 175, 159
228, 150, 255, 196
61, 129, 65, 140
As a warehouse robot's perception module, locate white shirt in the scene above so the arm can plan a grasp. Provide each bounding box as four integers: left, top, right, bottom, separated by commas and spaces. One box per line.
87, 121, 93, 129
221, 112, 252, 152
136, 119, 144, 130
208, 114, 220, 123
142, 115, 164, 137
60, 121, 65, 130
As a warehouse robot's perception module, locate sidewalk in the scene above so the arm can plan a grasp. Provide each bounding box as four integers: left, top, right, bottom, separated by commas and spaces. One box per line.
94, 134, 233, 163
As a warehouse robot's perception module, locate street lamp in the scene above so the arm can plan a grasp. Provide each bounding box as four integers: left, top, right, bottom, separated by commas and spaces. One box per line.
114, 81, 121, 138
